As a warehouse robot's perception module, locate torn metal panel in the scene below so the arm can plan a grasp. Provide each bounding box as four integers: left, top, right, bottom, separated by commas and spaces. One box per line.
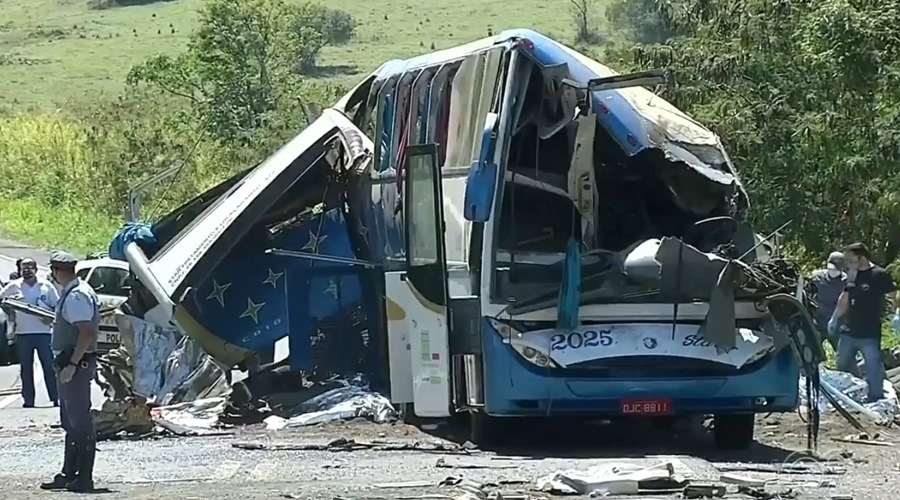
616, 237, 809, 351
568, 110, 598, 248
553, 39, 745, 192
125, 109, 377, 368
704, 261, 738, 349
135, 117, 342, 302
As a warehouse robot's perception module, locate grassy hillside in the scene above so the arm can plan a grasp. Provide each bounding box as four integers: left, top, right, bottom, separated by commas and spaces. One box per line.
1, 0, 600, 111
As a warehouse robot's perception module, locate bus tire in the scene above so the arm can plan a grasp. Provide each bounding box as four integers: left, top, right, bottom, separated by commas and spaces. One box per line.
713, 414, 755, 450
470, 412, 513, 448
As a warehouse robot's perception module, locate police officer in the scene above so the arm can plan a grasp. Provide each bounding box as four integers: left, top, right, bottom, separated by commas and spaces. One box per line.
40, 251, 100, 493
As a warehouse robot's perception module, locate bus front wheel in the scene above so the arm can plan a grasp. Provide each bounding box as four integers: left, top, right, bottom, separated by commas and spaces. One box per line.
713, 414, 755, 450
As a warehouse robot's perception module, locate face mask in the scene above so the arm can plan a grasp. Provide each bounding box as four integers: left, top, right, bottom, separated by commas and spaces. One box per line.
827, 269, 842, 278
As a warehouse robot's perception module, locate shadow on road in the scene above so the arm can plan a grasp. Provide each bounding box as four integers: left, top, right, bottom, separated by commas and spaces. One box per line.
414, 415, 802, 464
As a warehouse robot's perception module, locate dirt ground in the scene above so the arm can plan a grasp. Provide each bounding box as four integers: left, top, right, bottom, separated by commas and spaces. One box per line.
0, 409, 898, 499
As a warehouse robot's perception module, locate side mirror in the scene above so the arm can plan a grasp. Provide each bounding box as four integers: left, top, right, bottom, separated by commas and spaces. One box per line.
463, 112, 500, 222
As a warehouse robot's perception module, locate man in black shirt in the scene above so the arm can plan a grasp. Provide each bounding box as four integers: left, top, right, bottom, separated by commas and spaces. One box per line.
830, 242, 899, 402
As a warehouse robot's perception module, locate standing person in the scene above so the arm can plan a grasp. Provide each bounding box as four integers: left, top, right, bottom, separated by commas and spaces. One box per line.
810, 251, 847, 351
0, 258, 59, 407
40, 251, 100, 493
829, 242, 899, 402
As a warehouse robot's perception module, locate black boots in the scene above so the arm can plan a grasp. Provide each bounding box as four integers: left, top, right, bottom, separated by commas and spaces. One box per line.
38, 434, 96, 492
39, 435, 78, 490
65, 435, 96, 493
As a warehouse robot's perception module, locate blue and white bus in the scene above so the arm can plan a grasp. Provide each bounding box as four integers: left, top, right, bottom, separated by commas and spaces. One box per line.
363, 29, 802, 449
122, 29, 809, 450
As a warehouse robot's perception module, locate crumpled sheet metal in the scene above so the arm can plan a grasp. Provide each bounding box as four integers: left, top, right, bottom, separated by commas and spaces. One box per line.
91, 399, 155, 439
151, 397, 227, 431
800, 367, 899, 421
98, 314, 396, 436
535, 460, 687, 496
263, 382, 398, 429
94, 314, 230, 439
126, 315, 230, 405
654, 237, 746, 349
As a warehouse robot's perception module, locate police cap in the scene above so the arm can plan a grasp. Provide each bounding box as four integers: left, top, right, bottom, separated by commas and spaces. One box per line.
49, 250, 78, 268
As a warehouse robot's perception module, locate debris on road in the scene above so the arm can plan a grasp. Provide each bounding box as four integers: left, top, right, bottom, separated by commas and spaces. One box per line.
92, 311, 397, 440
534, 460, 687, 496
262, 379, 396, 429
232, 437, 466, 453
435, 457, 517, 470
92, 315, 232, 440
683, 482, 727, 498
799, 367, 899, 425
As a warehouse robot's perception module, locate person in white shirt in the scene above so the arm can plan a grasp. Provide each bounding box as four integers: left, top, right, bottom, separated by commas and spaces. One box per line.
0, 258, 60, 407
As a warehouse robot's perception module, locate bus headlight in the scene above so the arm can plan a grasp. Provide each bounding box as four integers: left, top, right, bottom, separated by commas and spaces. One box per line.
487, 317, 516, 340
510, 343, 559, 368
487, 318, 558, 368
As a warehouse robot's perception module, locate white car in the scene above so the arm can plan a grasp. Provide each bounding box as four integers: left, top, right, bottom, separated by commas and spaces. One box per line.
75, 257, 131, 350
0, 256, 130, 364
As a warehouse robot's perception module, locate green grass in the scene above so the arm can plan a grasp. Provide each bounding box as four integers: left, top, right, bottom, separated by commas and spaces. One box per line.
0, 196, 118, 254
0, 0, 605, 111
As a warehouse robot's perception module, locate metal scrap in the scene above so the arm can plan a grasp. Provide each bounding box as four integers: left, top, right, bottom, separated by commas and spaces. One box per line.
682, 483, 726, 498
232, 438, 469, 453
435, 457, 516, 470
716, 463, 846, 475
738, 486, 798, 499
91, 398, 154, 440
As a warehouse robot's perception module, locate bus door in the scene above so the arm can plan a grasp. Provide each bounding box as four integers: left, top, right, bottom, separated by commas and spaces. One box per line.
385, 143, 451, 417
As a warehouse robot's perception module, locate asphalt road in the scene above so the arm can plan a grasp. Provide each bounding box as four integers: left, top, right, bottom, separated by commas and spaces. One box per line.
0, 239, 895, 499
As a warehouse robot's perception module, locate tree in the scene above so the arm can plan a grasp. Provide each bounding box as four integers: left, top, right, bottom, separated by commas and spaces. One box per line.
606, 0, 900, 266
288, 3, 356, 73
605, 0, 673, 43
127, 0, 352, 143
569, 0, 600, 44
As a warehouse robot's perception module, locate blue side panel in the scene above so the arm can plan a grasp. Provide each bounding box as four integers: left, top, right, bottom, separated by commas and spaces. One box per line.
181, 249, 292, 353
463, 112, 499, 221
182, 208, 379, 380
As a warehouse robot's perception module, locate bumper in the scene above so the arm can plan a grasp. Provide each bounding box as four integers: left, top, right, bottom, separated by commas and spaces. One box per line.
481, 327, 800, 417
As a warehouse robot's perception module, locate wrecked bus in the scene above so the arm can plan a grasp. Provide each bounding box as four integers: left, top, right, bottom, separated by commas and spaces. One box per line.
114, 29, 820, 450
369, 30, 814, 449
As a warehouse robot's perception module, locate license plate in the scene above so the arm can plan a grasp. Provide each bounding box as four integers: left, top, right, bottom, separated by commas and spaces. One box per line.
102, 332, 120, 344
620, 398, 671, 415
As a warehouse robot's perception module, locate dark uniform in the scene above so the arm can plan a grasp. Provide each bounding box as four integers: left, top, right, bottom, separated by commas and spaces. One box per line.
40, 251, 100, 492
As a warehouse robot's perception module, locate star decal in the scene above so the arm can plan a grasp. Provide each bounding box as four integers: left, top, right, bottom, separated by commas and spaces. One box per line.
302, 232, 328, 253
323, 279, 338, 300
239, 298, 265, 324
262, 268, 284, 288
206, 280, 231, 307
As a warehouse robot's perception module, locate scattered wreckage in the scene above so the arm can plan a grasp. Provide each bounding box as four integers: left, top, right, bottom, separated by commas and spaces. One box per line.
85, 29, 890, 451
